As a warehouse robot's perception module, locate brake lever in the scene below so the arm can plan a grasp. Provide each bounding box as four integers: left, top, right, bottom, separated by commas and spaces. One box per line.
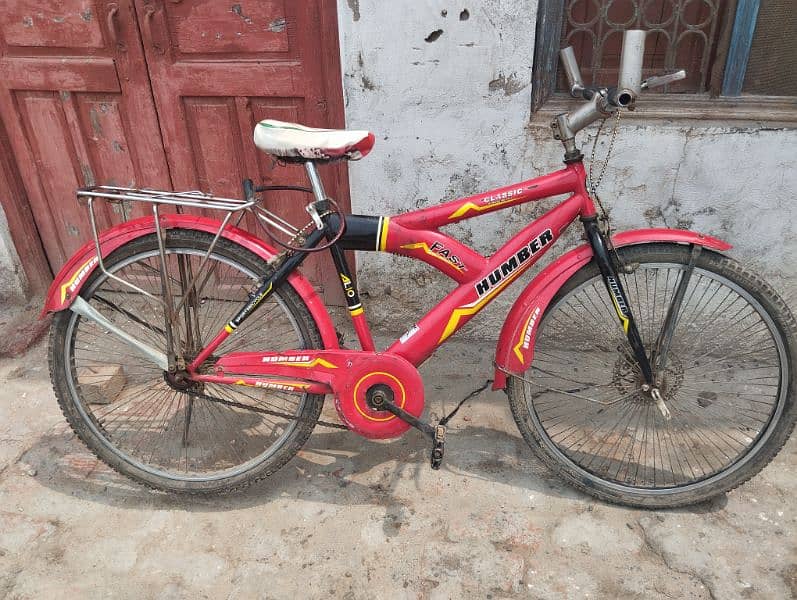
641, 70, 687, 90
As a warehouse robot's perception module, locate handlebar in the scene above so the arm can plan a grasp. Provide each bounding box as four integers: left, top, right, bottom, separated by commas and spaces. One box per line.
555, 30, 687, 143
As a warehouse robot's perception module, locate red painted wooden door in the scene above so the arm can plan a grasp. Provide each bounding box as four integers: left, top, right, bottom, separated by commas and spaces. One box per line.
1, 0, 349, 302
0, 0, 172, 270
132, 0, 349, 300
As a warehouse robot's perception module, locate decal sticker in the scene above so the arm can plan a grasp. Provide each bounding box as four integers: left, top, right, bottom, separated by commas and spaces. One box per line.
400, 241, 466, 272
376, 216, 390, 251
513, 307, 541, 362
448, 185, 537, 219
340, 273, 357, 300
261, 355, 338, 369
475, 229, 553, 297
438, 228, 554, 343
60, 256, 99, 303
399, 324, 420, 344
234, 379, 310, 392
233, 283, 273, 325
606, 276, 630, 333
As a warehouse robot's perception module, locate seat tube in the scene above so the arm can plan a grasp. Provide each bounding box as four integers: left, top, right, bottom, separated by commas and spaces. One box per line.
328, 240, 375, 352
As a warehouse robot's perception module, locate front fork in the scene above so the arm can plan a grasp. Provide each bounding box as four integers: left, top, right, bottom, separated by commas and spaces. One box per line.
582, 216, 655, 385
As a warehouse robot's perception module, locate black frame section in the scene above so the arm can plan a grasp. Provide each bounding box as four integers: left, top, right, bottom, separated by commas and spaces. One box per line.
581, 216, 654, 385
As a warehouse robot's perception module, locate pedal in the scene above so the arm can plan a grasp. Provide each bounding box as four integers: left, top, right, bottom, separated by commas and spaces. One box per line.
430, 424, 446, 470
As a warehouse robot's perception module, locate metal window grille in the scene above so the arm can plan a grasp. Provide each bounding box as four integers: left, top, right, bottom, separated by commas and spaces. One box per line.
557, 0, 729, 94
742, 0, 797, 96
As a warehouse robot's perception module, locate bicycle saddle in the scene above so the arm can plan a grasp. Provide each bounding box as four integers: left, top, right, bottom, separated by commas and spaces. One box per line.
253, 119, 375, 162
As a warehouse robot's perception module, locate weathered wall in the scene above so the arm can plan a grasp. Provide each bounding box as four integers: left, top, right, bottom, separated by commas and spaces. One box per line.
337, 0, 797, 340
0, 202, 27, 305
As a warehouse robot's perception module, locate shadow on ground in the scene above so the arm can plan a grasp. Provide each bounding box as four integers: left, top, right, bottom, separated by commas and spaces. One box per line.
18, 419, 727, 519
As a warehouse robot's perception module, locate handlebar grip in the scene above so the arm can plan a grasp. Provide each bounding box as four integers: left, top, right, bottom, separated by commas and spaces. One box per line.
560, 46, 585, 97
618, 30, 646, 98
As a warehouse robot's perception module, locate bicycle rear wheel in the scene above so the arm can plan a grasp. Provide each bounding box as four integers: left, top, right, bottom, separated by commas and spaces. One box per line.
507, 243, 797, 507
49, 229, 324, 494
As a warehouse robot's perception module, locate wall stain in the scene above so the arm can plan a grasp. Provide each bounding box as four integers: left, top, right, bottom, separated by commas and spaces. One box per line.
22, 16, 33, 28
425, 29, 443, 43
346, 0, 360, 22
80, 8, 92, 22
488, 73, 526, 95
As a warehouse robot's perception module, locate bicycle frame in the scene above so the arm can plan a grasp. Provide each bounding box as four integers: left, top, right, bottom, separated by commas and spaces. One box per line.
188, 161, 605, 382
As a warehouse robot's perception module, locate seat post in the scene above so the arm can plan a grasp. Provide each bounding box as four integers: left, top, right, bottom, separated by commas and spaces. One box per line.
304, 161, 327, 203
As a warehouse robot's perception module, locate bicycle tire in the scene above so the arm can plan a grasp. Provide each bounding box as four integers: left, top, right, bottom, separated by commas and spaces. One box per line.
49, 229, 325, 494
507, 243, 797, 508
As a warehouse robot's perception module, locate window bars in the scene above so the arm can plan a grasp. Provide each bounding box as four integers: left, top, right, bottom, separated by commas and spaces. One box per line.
559, 0, 727, 93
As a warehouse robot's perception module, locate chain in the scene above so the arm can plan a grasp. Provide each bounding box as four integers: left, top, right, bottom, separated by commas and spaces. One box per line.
587, 109, 621, 224
188, 388, 349, 430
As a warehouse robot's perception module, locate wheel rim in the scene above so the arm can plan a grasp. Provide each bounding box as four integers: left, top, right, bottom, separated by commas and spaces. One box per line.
521, 260, 788, 494
63, 244, 312, 483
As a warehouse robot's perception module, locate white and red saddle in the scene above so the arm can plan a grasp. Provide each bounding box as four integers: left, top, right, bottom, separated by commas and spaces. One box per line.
253, 119, 375, 162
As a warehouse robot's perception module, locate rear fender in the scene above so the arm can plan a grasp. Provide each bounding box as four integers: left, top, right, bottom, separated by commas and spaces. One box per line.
41, 215, 340, 350
492, 228, 732, 389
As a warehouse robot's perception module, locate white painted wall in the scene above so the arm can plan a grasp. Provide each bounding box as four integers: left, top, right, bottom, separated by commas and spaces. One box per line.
0, 202, 27, 305
337, 0, 797, 339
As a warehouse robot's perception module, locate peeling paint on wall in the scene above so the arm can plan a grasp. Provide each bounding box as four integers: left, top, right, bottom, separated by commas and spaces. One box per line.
346, 0, 360, 22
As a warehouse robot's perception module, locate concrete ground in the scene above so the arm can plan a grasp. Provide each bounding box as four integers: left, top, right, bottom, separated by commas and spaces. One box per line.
0, 336, 795, 599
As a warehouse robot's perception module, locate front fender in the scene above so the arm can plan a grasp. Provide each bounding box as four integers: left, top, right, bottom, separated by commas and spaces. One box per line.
41, 215, 340, 350
492, 228, 731, 389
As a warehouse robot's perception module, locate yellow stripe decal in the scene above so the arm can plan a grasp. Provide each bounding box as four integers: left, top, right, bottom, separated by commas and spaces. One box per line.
438, 266, 529, 343
610, 296, 631, 333
400, 242, 464, 272
269, 358, 338, 369
349, 307, 364, 316
60, 256, 98, 303
512, 311, 535, 363
448, 198, 517, 220
224, 324, 234, 334
379, 217, 390, 251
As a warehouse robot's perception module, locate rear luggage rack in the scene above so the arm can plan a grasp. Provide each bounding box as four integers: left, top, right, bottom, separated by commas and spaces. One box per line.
77, 185, 256, 212
75, 184, 299, 370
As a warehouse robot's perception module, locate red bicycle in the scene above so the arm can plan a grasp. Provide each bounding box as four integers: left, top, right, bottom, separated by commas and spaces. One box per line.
43, 32, 796, 507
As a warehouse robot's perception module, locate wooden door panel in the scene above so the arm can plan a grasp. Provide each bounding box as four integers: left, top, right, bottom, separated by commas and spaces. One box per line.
0, 0, 171, 272
165, 0, 290, 55
2, 0, 105, 49
135, 0, 350, 302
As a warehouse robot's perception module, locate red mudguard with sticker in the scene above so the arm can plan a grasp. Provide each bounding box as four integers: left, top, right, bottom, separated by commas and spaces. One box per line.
491, 229, 732, 389
40, 215, 340, 351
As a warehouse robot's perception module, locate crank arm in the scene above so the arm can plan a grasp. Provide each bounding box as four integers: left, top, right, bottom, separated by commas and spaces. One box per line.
380, 399, 437, 439
70, 296, 169, 370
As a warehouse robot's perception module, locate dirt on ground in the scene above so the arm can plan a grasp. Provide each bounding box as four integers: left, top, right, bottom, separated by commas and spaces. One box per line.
0, 337, 795, 599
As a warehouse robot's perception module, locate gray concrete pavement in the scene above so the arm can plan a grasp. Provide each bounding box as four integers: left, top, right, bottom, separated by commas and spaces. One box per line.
0, 337, 794, 599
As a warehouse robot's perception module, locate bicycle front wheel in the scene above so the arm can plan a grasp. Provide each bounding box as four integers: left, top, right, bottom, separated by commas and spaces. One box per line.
507, 243, 797, 508
49, 229, 324, 494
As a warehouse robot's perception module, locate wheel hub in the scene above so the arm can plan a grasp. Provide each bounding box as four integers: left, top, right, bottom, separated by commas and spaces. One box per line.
612, 353, 685, 400
163, 370, 196, 392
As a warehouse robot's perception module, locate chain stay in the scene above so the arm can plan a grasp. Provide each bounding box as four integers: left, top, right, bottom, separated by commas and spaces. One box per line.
189, 389, 348, 430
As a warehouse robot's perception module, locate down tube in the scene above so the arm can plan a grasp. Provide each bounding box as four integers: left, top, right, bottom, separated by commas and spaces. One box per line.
387, 194, 584, 366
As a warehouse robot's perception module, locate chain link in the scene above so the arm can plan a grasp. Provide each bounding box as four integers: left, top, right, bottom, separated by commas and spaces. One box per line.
587, 109, 621, 223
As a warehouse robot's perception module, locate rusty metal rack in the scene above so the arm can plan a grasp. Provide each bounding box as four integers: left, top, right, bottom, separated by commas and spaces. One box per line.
75, 184, 302, 371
